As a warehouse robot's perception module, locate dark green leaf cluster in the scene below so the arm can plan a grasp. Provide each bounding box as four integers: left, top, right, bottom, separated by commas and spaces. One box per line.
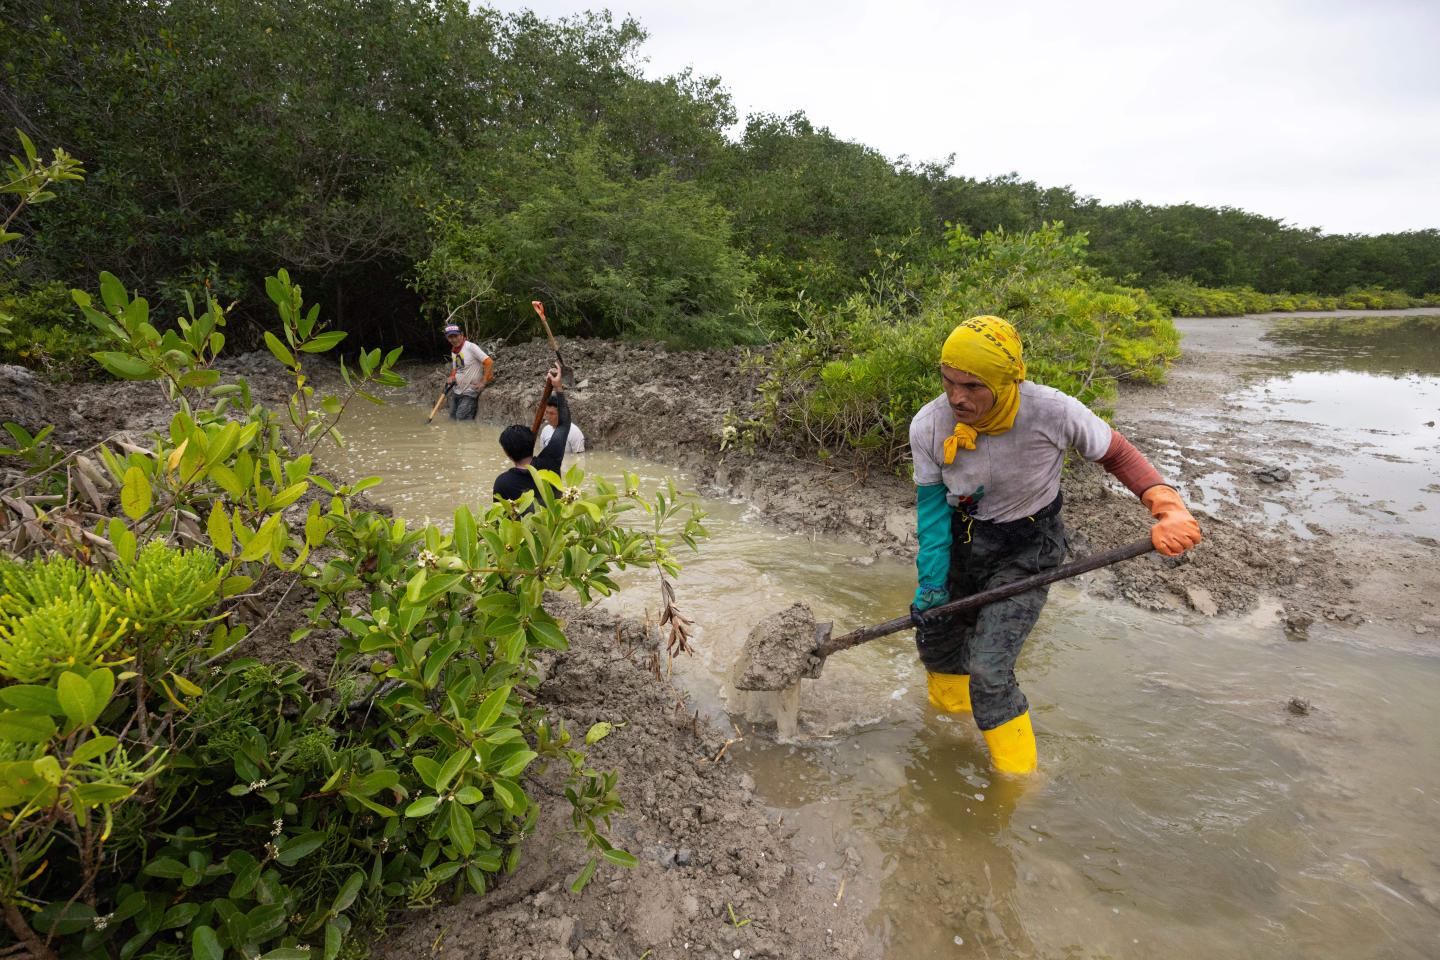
7, 4, 1433, 358
932, 175, 1440, 298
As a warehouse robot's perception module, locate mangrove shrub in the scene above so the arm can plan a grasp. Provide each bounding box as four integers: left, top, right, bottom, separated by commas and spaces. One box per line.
0, 270, 705, 960
747, 224, 1179, 470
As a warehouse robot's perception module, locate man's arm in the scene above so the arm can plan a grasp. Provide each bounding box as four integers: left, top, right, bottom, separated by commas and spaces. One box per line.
532, 392, 570, 474
1082, 417, 1202, 558
909, 412, 952, 611
1095, 430, 1164, 496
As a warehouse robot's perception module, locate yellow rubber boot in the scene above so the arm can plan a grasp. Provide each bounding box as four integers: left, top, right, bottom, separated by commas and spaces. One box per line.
926, 672, 972, 713
982, 711, 1038, 775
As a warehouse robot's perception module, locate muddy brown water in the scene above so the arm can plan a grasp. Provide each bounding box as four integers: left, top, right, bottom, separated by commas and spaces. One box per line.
320, 315, 1440, 959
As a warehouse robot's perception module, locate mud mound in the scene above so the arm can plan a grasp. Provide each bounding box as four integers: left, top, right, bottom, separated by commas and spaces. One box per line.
376, 599, 875, 960
0, 364, 55, 433
732, 601, 818, 692
36, 351, 343, 452
427, 336, 758, 459
1061, 461, 1325, 614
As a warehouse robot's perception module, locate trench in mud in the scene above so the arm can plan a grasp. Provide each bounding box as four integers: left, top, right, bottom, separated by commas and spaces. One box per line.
319, 315, 1440, 959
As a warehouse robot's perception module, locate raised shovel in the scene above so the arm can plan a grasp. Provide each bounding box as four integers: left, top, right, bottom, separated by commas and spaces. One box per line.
732, 537, 1155, 693
528, 300, 565, 435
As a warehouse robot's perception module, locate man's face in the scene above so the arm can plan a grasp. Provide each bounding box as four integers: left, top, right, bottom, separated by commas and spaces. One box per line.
545, 405, 559, 427
446, 333, 464, 349
941, 364, 995, 425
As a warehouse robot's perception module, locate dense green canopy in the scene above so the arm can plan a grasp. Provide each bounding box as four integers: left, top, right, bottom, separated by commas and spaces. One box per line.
3, 0, 1437, 352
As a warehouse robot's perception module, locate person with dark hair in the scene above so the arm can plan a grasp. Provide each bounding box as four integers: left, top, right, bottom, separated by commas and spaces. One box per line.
539, 395, 585, 454
492, 363, 569, 507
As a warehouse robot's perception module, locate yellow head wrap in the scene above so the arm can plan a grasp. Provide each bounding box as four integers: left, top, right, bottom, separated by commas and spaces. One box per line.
939, 315, 1026, 464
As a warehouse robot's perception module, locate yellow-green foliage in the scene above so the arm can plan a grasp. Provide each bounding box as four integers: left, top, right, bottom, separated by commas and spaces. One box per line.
0, 556, 129, 683
0, 545, 220, 684
755, 224, 1180, 468
97, 540, 222, 635
1149, 278, 1440, 317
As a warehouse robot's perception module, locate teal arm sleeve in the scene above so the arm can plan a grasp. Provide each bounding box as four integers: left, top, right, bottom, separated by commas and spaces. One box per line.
913, 484, 953, 608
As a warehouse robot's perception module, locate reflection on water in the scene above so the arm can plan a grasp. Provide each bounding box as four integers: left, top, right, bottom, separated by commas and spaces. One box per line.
323, 402, 1440, 960
1264, 314, 1440, 377
1230, 315, 1440, 537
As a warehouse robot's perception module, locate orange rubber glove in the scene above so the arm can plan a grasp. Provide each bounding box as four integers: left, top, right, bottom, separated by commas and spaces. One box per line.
1141, 485, 1202, 557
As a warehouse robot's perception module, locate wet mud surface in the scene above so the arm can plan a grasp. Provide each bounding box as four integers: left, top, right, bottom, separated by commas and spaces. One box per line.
357, 314, 1438, 959
377, 598, 875, 960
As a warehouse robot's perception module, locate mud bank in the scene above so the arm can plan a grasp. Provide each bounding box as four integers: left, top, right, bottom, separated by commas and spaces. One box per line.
378, 598, 874, 960
1, 352, 320, 458
418, 330, 1429, 628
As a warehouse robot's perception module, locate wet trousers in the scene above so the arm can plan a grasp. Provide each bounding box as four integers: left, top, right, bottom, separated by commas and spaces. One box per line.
449, 391, 478, 420
914, 495, 1065, 730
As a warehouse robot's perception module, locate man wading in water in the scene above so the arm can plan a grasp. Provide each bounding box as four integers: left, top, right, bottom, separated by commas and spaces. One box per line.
910, 316, 1202, 775
444, 323, 493, 420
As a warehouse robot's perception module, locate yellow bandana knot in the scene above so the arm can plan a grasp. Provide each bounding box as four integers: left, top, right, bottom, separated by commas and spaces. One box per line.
943, 423, 978, 463
939, 315, 1025, 465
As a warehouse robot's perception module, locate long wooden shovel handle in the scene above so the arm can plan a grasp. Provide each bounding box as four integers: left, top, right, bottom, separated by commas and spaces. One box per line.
813, 537, 1155, 659
530, 381, 554, 435
426, 384, 450, 423
530, 300, 563, 434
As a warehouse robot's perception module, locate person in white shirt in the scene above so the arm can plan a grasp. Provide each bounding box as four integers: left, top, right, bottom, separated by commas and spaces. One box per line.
444, 323, 492, 420
538, 396, 585, 454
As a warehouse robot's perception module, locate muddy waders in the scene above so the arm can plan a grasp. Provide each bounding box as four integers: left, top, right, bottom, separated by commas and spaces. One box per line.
915, 495, 1064, 775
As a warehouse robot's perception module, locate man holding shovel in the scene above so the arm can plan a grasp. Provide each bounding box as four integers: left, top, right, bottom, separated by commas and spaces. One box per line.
492, 362, 571, 509
444, 323, 493, 421
910, 315, 1201, 775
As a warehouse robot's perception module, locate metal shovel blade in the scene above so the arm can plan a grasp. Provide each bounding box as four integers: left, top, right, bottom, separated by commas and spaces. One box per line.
799, 621, 834, 681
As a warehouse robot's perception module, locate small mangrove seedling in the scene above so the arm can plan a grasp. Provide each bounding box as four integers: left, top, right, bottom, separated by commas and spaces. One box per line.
727, 902, 752, 928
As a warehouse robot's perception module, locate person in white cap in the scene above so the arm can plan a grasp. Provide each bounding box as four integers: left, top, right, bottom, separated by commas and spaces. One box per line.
444, 323, 492, 420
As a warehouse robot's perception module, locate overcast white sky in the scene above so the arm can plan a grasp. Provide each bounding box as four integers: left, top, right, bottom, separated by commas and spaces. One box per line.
492, 0, 1440, 235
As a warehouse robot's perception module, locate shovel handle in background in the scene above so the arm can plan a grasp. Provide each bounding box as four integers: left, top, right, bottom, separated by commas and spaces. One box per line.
803, 537, 1155, 675
426, 383, 453, 424
529, 300, 565, 435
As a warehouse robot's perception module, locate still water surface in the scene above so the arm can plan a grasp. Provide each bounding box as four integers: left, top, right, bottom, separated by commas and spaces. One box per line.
322, 327, 1440, 958
1210, 314, 1440, 538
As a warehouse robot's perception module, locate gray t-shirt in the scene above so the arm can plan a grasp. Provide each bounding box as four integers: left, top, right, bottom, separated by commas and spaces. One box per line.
909, 381, 1112, 522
